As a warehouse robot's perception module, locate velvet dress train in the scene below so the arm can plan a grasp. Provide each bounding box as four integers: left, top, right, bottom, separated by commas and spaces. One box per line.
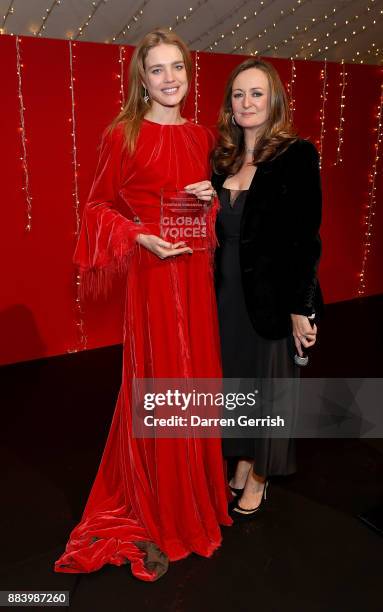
54, 119, 232, 582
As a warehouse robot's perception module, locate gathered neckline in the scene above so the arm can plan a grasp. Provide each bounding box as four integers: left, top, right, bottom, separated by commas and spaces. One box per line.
143, 118, 191, 127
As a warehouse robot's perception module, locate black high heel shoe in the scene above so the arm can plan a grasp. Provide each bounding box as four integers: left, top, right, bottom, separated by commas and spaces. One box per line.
228, 483, 244, 497
230, 479, 269, 521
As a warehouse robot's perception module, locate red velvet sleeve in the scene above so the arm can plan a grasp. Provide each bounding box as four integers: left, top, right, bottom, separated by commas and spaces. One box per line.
73, 124, 150, 298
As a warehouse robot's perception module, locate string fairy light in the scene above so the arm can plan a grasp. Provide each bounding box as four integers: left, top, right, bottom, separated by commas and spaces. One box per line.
169, 0, 209, 31
188, 0, 254, 47
235, 0, 307, 55
253, 0, 380, 60
352, 33, 383, 64
357, 42, 383, 65
312, 10, 383, 62
202, 0, 272, 52
1, 0, 15, 34
194, 50, 200, 124
68, 40, 87, 352
74, 0, 107, 40
118, 45, 126, 109
255, 4, 337, 58
68, 41, 81, 237
287, 57, 296, 118
295, 3, 364, 59
334, 60, 347, 165
357, 81, 383, 296
310, 3, 383, 61
110, 0, 149, 43
301, 0, 379, 60
317, 59, 328, 169
16, 36, 33, 232
34, 0, 62, 37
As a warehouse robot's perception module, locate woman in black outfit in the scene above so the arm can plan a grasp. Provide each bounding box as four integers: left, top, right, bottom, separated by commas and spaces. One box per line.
212, 58, 323, 520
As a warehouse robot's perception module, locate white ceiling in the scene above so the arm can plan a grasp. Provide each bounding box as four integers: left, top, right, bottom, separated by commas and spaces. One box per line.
1, 0, 382, 64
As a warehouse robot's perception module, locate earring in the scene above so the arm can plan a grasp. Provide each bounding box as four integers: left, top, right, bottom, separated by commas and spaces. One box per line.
231, 113, 236, 126
143, 87, 150, 104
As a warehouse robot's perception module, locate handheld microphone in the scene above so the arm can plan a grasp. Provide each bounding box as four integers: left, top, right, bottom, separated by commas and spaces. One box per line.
294, 314, 315, 367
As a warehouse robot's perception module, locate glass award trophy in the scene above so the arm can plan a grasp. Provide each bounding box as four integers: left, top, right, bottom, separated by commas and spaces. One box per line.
160, 189, 209, 251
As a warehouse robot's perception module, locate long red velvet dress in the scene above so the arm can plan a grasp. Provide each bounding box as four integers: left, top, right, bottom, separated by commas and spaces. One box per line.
54, 118, 232, 581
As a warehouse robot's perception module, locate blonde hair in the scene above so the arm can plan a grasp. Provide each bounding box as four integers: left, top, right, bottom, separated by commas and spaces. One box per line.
109, 28, 193, 154
212, 58, 297, 174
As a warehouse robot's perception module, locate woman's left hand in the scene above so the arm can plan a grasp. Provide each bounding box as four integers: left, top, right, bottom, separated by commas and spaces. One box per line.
184, 180, 216, 202
290, 314, 317, 357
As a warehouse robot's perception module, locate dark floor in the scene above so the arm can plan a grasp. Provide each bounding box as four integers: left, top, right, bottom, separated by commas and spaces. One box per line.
1, 294, 383, 612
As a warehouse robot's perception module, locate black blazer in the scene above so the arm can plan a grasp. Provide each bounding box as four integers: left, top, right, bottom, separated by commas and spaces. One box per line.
212, 138, 324, 340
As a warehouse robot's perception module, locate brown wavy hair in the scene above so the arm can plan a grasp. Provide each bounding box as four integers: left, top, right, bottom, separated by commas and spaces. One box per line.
109, 28, 193, 154
212, 58, 298, 175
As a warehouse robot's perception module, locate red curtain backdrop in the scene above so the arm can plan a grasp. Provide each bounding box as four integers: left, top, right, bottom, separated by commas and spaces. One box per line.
1, 34, 382, 366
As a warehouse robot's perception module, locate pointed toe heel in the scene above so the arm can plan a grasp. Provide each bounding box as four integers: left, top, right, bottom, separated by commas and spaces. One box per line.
230, 479, 269, 521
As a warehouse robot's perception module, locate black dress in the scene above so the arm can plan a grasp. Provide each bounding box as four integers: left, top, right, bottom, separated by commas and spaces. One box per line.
216, 187, 297, 477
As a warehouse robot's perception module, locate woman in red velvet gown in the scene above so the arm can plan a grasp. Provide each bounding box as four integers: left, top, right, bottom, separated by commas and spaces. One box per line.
54, 29, 231, 582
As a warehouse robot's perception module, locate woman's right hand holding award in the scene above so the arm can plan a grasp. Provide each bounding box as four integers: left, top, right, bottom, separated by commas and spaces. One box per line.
136, 234, 193, 259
